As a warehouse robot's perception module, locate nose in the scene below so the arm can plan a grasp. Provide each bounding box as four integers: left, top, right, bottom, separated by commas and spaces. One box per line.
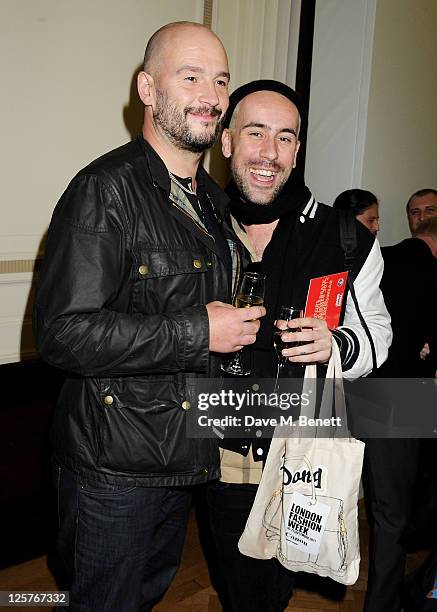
199, 81, 220, 108
259, 136, 278, 161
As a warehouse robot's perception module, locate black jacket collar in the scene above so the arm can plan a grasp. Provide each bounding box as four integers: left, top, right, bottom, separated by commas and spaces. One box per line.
136, 135, 229, 213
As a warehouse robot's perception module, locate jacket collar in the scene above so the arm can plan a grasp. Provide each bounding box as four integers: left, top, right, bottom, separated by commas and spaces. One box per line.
137, 135, 171, 193
136, 135, 235, 268
136, 135, 229, 211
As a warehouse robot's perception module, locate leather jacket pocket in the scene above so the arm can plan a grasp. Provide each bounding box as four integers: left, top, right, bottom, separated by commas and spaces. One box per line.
131, 248, 209, 314
97, 376, 195, 475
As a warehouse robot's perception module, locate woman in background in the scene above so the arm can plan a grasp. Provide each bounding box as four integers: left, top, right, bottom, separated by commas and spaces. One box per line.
333, 188, 380, 235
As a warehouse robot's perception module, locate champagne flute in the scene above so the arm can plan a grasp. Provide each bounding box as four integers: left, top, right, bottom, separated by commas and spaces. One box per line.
221, 271, 266, 376
273, 306, 303, 393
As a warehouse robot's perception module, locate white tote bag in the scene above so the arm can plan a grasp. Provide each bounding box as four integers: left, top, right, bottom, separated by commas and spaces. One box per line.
238, 339, 365, 585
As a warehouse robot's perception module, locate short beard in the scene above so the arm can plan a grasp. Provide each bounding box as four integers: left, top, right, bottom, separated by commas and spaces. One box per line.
231, 160, 289, 206
154, 89, 221, 153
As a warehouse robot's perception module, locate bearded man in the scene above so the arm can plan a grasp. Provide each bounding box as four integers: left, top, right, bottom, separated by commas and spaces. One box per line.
34, 22, 265, 611
406, 188, 437, 234
207, 80, 391, 612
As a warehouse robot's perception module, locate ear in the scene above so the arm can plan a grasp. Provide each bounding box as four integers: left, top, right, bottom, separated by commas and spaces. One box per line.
137, 71, 155, 108
221, 129, 232, 158
292, 140, 301, 168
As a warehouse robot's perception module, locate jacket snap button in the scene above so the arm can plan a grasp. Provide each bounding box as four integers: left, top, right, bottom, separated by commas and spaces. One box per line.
182, 400, 191, 410
206, 261, 212, 267
203, 468, 208, 474
103, 395, 114, 406
138, 265, 149, 276
193, 259, 202, 269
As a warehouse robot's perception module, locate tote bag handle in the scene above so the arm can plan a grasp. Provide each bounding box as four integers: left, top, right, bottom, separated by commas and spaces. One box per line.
297, 338, 351, 439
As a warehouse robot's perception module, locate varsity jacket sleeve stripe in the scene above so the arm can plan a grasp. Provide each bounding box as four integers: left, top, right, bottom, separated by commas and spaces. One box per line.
335, 239, 392, 380
331, 327, 360, 372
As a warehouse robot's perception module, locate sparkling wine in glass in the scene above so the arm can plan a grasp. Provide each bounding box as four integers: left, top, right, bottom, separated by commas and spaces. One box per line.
273, 305, 303, 393
221, 271, 266, 376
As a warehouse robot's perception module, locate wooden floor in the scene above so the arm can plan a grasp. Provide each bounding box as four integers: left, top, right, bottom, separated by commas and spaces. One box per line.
0, 501, 428, 612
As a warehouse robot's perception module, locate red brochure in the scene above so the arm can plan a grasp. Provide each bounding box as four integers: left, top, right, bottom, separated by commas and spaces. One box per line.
304, 271, 348, 329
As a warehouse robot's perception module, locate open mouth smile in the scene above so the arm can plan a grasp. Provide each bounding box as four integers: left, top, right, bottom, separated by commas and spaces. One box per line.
249, 167, 277, 182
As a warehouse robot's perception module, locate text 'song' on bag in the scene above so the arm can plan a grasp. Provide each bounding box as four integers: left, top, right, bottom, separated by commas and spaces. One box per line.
238, 339, 365, 585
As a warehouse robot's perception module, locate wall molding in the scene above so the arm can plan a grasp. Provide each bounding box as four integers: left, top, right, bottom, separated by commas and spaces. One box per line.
0, 274, 36, 363
305, 0, 378, 205
0, 259, 39, 274
203, 0, 213, 27
0, 272, 34, 285
0, 351, 38, 366
0, 316, 38, 365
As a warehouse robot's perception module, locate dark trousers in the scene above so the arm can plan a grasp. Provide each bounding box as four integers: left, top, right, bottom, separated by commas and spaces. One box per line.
363, 438, 421, 612
54, 463, 192, 611
207, 481, 295, 612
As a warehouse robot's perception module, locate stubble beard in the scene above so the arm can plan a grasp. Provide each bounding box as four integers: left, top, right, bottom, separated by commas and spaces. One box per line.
154, 89, 222, 153
231, 159, 290, 206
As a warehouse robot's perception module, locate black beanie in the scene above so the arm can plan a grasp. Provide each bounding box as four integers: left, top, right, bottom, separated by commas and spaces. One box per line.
222, 79, 306, 130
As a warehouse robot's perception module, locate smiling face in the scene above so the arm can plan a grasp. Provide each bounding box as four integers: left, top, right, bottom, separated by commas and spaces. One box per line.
407, 193, 437, 233
222, 90, 300, 205
153, 85, 223, 153
139, 23, 230, 153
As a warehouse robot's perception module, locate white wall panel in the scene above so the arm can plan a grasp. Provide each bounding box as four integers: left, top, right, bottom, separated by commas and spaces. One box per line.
305, 0, 436, 248
0, 274, 35, 363
305, 0, 376, 207
0, 0, 203, 363
0, 0, 203, 262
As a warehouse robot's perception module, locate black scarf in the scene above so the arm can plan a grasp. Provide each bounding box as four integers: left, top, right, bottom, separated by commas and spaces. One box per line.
226, 172, 312, 358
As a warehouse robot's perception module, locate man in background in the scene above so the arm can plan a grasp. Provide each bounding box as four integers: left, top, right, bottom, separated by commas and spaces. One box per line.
380, 216, 437, 377
364, 216, 436, 611
407, 188, 437, 234
34, 22, 264, 611
401, 217, 437, 611
407, 194, 437, 365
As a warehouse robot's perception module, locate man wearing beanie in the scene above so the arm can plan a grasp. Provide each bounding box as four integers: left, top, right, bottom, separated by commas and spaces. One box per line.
206, 80, 391, 611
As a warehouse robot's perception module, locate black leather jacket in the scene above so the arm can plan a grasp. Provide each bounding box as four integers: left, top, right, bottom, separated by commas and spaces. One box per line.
34, 136, 240, 486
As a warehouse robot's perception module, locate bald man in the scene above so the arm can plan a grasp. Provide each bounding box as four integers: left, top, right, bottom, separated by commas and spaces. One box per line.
34, 22, 264, 610
207, 80, 391, 612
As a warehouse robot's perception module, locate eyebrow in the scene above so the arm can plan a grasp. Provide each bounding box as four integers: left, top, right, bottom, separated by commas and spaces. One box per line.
176, 64, 230, 79
242, 122, 297, 136
410, 204, 437, 211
